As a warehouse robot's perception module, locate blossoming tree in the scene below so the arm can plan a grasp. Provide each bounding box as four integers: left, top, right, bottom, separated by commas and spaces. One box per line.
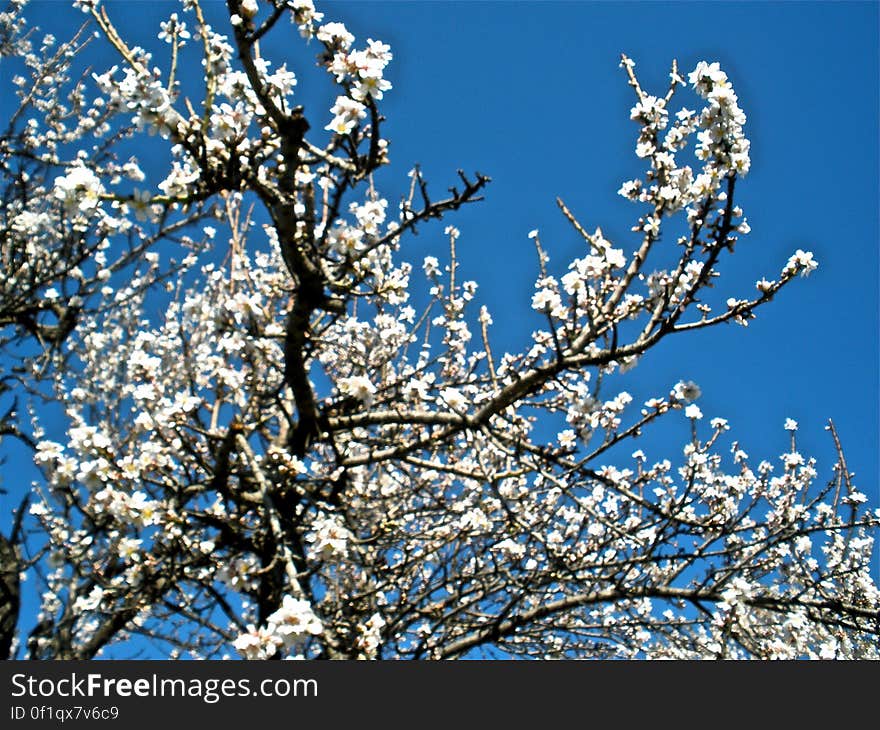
1, 0, 877, 660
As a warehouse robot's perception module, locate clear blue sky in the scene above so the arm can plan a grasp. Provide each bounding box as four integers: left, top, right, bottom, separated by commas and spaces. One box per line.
4, 1, 878, 647
325, 0, 879, 503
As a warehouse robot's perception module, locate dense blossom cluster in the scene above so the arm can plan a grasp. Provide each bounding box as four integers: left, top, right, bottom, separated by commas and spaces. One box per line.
233, 595, 323, 659
0, 0, 875, 661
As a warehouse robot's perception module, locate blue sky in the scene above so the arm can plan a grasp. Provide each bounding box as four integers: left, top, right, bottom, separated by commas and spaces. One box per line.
3, 0, 878, 650
321, 1, 878, 503
336, 0, 879, 500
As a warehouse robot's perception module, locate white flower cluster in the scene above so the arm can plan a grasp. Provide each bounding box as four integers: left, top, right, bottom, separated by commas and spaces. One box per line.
783, 249, 818, 278
619, 59, 750, 219
92, 64, 181, 139
337, 375, 377, 406
672, 380, 701, 403
233, 595, 324, 660
326, 95, 367, 136
53, 164, 105, 218
531, 276, 565, 318
307, 514, 352, 559
322, 26, 393, 134
689, 61, 750, 176
158, 13, 190, 45
355, 613, 386, 659
559, 229, 627, 299
289, 0, 324, 36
